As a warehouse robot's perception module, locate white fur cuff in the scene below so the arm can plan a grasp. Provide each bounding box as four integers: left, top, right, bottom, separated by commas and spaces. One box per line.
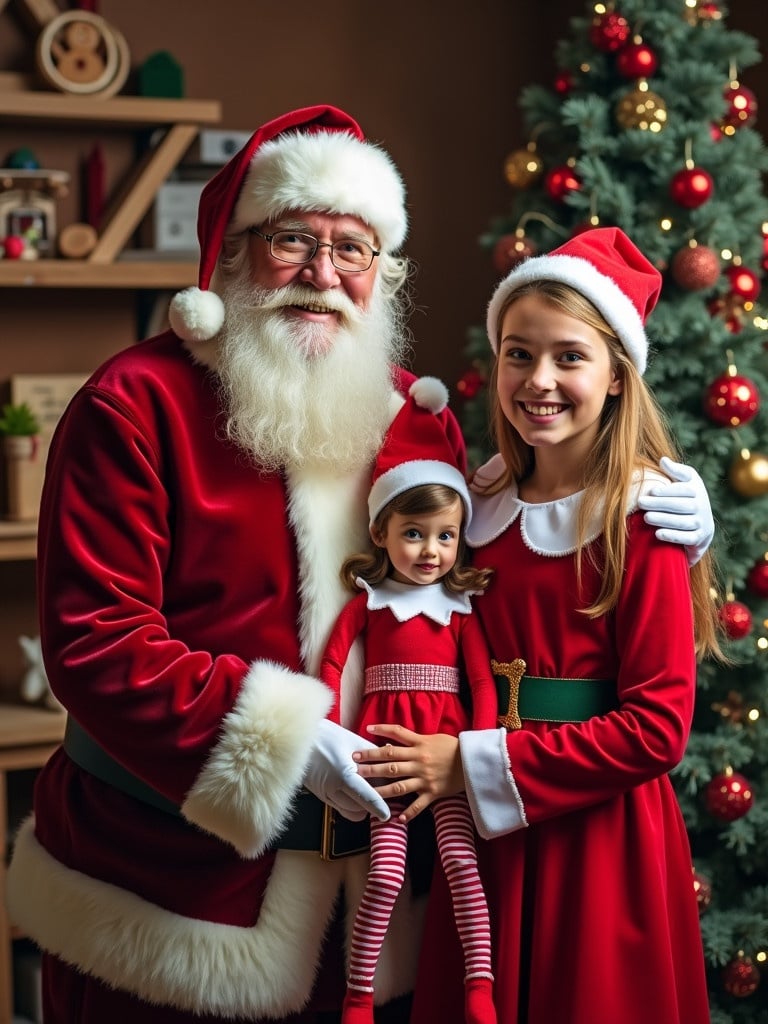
182, 661, 333, 856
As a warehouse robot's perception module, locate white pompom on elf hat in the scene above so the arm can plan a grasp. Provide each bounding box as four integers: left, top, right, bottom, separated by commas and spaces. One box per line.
368, 377, 472, 527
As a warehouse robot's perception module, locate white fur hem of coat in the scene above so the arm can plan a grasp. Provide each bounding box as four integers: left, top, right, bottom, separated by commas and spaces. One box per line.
6, 818, 422, 1017
182, 659, 333, 856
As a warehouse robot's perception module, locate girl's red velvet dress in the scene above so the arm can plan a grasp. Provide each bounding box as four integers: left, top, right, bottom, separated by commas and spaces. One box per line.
412, 464, 711, 1024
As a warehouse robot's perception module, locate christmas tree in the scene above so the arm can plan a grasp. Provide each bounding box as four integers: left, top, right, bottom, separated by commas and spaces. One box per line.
458, 1, 768, 1018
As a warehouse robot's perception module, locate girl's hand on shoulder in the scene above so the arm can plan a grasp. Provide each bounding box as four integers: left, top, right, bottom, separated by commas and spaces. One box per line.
352, 724, 464, 822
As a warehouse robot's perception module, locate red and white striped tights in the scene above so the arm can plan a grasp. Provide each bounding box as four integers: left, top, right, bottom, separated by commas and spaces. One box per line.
341, 795, 496, 1024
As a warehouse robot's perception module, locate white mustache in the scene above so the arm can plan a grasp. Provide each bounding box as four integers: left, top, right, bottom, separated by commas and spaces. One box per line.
239, 283, 361, 324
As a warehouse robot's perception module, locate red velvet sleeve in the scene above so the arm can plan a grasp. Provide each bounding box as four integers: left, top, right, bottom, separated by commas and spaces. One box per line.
459, 612, 499, 730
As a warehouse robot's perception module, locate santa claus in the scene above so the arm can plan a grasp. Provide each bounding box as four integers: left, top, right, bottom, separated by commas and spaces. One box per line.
7, 104, 460, 1024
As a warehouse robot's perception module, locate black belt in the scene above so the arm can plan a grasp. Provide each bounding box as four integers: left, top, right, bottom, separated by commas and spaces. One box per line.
492, 659, 618, 730
63, 716, 370, 859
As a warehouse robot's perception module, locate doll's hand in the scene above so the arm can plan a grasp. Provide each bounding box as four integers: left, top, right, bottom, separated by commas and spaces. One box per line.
638, 457, 714, 566
353, 724, 464, 823
304, 719, 390, 822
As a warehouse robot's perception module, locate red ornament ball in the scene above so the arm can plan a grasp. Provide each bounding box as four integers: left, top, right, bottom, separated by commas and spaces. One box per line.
456, 368, 485, 401
762, 235, 768, 274
670, 244, 720, 290
692, 870, 712, 912
707, 294, 744, 334
553, 70, 573, 95
722, 955, 761, 997
544, 165, 582, 201
722, 84, 758, 130
717, 599, 753, 639
1, 235, 24, 259
726, 264, 761, 302
589, 11, 631, 52
705, 769, 754, 821
669, 167, 714, 208
747, 556, 768, 598
616, 41, 658, 79
703, 372, 760, 427
492, 233, 536, 275
698, 1, 722, 19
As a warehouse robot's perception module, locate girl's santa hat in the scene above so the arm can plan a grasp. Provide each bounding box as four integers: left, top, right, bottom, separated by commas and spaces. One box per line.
368, 377, 472, 527
485, 226, 662, 374
169, 104, 408, 344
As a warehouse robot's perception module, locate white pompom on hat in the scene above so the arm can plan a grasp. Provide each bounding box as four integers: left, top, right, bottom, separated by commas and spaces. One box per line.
485, 226, 662, 375
368, 377, 472, 527
168, 104, 408, 344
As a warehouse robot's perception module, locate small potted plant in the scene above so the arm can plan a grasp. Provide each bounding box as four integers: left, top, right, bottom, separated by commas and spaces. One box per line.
0, 401, 42, 521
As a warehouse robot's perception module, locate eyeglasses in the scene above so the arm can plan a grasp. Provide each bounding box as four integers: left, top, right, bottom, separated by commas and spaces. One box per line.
250, 228, 380, 273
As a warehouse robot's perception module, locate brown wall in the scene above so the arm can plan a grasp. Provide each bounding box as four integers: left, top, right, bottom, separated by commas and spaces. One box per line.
0, 0, 764, 692
1, 0, 764, 386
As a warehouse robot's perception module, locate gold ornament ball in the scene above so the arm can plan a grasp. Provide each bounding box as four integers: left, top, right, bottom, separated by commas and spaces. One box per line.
616, 86, 668, 132
729, 450, 768, 498
504, 148, 544, 189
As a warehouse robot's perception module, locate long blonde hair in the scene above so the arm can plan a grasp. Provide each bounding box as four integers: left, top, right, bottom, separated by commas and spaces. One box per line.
483, 280, 724, 661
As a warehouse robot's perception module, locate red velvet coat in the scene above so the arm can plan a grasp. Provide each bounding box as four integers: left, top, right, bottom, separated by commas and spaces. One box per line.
413, 467, 710, 1024
6, 332, 465, 1021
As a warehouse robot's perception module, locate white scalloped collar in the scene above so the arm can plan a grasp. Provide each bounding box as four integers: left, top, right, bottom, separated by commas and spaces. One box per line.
356, 576, 475, 625
465, 453, 666, 556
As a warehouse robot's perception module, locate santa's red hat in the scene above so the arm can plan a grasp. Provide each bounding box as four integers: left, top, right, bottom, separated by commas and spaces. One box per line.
368, 377, 472, 527
485, 226, 661, 374
169, 104, 408, 344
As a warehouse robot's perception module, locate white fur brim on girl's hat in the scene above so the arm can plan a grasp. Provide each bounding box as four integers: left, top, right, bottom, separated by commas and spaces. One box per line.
368, 377, 472, 527
168, 104, 408, 345
485, 226, 662, 375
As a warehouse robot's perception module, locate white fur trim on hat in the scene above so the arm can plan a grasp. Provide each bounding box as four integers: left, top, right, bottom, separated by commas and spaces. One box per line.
233, 130, 407, 253
486, 253, 648, 374
368, 459, 472, 528
169, 287, 226, 344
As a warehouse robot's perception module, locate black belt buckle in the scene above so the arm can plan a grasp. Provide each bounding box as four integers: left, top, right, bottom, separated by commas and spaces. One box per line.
320, 803, 371, 860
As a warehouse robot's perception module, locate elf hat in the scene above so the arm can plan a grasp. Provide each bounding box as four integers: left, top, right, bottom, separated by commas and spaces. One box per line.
368, 377, 472, 527
169, 104, 408, 344
485, 226, 661, 375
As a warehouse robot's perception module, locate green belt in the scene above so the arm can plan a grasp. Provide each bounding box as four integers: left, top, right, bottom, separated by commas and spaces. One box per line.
63, 716, 370, 859
491, 659, 618, 730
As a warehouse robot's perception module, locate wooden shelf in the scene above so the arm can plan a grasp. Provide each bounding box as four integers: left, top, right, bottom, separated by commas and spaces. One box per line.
0, 92, 221, 128
0, 91, 221, 268
0, 702, 66, 751
0, 257, 198, 288
0, 520, 36, 561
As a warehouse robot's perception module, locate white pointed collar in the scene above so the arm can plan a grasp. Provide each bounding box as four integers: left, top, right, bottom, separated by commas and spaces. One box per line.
356, 576, 475, 625
465, 453, 667, 557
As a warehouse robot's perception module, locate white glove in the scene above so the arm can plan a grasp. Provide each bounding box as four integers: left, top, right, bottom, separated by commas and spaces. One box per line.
637, 456, 715, 567
303, 718, 391, 823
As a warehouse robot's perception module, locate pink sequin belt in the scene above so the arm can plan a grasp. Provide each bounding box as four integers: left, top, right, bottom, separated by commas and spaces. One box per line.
364, 663, 460, 693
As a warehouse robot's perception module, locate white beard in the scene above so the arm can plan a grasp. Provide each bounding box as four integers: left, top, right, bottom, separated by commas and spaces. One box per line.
216, 278, 406, 473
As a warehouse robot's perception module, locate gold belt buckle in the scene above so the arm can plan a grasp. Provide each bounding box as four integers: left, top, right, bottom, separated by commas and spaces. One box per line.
320, 804, 370, 860
320, 803, 335, 861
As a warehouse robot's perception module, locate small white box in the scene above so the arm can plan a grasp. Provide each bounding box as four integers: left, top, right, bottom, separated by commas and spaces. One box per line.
154, 181, 205, 251
199, 129, 251, 165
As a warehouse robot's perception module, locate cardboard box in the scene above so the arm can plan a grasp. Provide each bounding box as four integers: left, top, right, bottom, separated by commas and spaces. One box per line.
154, 180, 205, 252
199, 129, 251, 165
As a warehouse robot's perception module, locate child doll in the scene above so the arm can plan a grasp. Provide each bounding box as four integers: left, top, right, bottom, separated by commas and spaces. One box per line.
319, 377, 498, 1024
